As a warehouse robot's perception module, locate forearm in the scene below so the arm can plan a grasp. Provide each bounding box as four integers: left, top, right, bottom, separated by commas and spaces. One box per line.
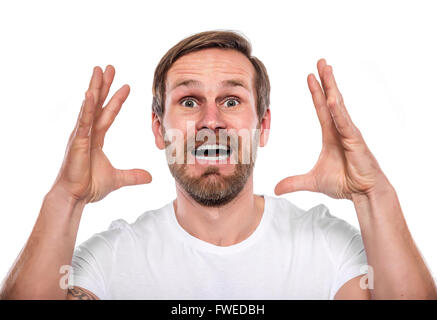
352, 179, 437, 299
0, 187, 85, 299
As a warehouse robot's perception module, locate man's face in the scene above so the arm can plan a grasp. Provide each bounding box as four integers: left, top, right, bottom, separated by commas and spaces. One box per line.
152, 48, 270, 207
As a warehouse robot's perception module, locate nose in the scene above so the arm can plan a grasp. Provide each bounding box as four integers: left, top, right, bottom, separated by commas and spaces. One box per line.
196, 101, 227, 132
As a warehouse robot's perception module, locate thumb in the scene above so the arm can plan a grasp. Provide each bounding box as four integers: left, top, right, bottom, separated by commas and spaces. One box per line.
274, 173, 316, 196
116, 168, 152, 189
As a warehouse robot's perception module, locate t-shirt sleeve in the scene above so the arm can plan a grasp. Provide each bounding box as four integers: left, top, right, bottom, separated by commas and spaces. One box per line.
69, 230, 118, 300
312, 204, 368, 299
69, 219, 135, 300
330, 232, 368, 299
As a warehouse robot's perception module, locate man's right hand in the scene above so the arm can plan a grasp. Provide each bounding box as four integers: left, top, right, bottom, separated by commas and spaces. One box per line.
50, 65, 152, 204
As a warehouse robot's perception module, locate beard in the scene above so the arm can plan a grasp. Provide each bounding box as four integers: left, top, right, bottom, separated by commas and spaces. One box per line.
165, 128, 259, 208
169, 161, 254, 207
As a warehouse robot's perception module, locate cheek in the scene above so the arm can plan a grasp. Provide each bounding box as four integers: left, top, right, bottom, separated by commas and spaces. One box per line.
225, 111, 259, 131
163, 105, 199, 129
162, 112, 185, 131
227, 99, 259, 129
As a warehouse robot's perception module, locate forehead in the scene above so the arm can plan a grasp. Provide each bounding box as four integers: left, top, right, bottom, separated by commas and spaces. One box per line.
166, 48, 255, 91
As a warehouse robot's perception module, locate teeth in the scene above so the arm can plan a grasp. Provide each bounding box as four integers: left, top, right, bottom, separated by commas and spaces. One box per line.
192, 144, 231, 160
195, 155, 229, 161
196, 144, 228, 152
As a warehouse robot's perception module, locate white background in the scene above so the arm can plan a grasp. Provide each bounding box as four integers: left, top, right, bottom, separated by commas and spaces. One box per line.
1, 0, 436, 284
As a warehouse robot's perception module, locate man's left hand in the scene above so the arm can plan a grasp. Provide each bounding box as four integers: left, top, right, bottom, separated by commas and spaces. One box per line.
275, 59, 390, 200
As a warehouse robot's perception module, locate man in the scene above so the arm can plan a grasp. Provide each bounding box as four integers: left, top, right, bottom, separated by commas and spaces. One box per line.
1, 30, 436, 300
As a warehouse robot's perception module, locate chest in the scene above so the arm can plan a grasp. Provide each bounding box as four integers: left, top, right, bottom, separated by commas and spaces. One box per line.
107, 241, 335, 299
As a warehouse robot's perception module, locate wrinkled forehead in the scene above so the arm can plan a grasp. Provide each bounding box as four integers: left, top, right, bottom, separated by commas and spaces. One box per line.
165, 48, 256, 94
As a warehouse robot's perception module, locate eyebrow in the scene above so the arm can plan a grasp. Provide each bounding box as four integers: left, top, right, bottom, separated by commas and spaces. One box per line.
170, 79, 250, 92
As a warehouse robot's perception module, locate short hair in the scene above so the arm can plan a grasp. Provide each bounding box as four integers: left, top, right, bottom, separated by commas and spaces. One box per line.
152, 30, 270, 120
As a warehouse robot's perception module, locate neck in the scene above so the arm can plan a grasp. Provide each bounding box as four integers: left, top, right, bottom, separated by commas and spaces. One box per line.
173, 174, 265, 247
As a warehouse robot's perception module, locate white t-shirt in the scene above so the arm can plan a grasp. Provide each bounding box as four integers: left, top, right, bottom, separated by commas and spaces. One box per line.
70, 195, 368, 299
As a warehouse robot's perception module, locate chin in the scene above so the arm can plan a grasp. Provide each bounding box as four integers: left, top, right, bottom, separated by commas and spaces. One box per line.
189, 163, 237, 177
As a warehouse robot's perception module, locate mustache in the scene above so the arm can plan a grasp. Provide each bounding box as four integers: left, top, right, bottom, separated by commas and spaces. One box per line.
170, 129, 240, 153
163, 127, 260, 165
192, 133, 238, 151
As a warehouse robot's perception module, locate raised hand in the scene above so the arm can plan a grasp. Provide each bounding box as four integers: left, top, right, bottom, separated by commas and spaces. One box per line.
50, 66, 152, 204
275, 59, 389, 200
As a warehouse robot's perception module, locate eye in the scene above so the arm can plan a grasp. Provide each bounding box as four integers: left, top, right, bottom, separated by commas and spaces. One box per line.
180, 98, 198, 108
223, 97, 240, 108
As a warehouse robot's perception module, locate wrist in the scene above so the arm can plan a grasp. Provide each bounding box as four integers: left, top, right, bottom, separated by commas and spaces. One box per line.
351, 175, 401, 223
45, 185, 87, 212
351, 174, 396, 205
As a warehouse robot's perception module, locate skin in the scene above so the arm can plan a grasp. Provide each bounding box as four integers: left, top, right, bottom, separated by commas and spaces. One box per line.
152, 48, 270, 246
276, 59, 437, 299
0, 66, 152, 300
0, 48, 436, 299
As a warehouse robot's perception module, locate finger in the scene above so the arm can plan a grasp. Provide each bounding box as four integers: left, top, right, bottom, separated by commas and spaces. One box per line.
307, 73, 337, 143
274, 174, 316, 195
323, 66, 361, 139
318, 59, 347, 113
68, 100, 84, 144
95, 85, 130, 132
75, 91, 96, 139
87, 66, 103, 107
317, 58, 328, 96
97, 65, 115, 109
92, 85, 130, 149
116, 169, 152, 189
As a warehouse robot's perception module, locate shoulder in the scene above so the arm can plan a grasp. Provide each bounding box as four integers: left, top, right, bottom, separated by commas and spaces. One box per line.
267, 195, 359, 233
265, 195, 309, 227
266, 195, 363, 258
266, 195, 334, 229
306, 202, 362, 254
75, 201, 173, 253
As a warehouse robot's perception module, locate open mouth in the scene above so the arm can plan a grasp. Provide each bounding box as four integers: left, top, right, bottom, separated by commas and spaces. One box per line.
191, 144, 232, 161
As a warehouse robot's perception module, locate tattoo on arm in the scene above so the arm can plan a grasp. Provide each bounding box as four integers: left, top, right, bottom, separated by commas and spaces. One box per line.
67, 287, 98, 300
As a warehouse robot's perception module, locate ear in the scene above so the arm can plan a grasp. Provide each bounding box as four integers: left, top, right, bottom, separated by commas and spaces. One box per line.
259, 108, 271, 147
152, 112, 165, 150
